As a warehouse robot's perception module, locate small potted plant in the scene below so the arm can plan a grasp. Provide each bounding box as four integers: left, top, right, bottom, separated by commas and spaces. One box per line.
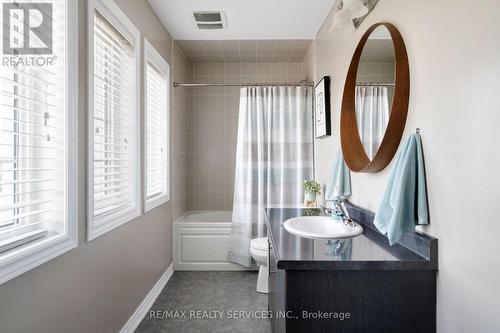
303, 180, 321, 203
303, 208, 321, 216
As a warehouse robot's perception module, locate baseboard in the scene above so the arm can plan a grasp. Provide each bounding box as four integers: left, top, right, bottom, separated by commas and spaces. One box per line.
174, 262, 254, 271
120, 263, 174, 333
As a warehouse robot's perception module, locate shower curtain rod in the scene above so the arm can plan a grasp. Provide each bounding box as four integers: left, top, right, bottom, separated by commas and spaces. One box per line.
173, 81, 315, 88
356, 83, 395, 86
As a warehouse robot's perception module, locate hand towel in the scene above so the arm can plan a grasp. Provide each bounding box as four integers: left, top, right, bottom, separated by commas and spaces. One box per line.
325, 150, 351, 201
374, 133, 429, 245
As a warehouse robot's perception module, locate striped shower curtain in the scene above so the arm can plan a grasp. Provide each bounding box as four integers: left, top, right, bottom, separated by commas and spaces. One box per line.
355, 86, 390, 160
229, 86, 314, 267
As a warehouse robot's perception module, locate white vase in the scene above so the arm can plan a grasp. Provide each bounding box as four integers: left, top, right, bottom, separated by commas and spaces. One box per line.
304, 191, 317, 202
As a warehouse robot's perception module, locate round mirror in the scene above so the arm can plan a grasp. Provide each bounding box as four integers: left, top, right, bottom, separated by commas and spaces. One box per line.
341, 23, 409, 173
356, 26, 395, 159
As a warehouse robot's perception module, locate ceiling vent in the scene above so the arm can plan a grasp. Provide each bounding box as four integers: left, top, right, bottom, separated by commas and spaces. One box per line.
192, 11, 227, 30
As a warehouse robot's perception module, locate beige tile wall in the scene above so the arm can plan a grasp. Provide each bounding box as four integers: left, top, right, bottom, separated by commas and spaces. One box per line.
303, 42, 315, 82
356, 62, 395, 84
356, 60, 395, 103
187, 62, 306, 211
171, 43, 191, 220
177, 39, 313, 63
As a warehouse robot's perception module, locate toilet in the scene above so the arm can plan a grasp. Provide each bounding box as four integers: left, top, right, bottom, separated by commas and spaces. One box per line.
250, 237, 269, 294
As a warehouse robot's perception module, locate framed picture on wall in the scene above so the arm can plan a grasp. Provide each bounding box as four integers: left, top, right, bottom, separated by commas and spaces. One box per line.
314, 76, 331, 139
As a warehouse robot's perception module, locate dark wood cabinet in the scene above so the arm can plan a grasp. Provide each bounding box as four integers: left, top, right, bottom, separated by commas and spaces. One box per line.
268, 243, 436, 333
268, 241, 286, 333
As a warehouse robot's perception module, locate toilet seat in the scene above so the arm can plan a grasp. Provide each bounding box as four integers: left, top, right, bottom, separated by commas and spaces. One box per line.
250, 247, 267, 263
250, 237, 268, 251
250, 247, 267, 256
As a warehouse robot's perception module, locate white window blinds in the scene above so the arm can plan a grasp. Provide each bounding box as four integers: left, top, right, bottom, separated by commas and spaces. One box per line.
89, 6, 140, 239
0, 1, 69, 255
145, 59, 169, 209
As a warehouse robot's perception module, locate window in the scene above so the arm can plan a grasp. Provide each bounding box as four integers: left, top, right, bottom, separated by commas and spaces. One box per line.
144, 40, 170, 211
0, 0, 77, 284
87, 0, 140, 240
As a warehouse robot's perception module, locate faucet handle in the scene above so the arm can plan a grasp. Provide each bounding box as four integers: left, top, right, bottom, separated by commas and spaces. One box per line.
343, 217, 357, 228
322, 205, 345, 220
322, 206, 334, 215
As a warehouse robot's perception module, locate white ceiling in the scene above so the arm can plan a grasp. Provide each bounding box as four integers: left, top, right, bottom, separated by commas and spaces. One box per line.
147, 0, 336, 40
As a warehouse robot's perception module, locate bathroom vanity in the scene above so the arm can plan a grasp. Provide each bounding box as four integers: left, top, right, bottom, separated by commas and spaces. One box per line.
266, 203, 438, 333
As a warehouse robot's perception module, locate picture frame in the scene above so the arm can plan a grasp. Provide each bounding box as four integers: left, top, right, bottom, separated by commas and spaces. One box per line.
314, 76, 331, 138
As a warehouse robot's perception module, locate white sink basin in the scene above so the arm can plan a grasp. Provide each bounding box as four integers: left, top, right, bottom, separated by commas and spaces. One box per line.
283, 216, 363, 240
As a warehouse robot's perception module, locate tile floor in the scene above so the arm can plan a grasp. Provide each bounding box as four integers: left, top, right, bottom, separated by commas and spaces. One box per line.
136, 271, 271, 333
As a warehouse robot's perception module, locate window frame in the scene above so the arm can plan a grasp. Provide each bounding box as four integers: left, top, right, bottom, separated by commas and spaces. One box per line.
143, 39, 171, 212
0, 0, 78, 285
87, 0, 141, 241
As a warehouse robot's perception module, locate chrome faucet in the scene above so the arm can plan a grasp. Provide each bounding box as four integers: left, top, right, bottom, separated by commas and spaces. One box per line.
323, 200, 357, 228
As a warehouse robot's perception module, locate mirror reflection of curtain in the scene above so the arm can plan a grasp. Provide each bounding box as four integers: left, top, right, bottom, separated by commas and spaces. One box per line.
355, 86, 390, 159
229, 86, 314, 267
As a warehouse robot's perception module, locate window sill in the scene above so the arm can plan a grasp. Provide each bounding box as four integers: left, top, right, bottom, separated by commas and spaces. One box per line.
87, 207, 141, 241
0, 232, 77, 285
145, 194, 170, 213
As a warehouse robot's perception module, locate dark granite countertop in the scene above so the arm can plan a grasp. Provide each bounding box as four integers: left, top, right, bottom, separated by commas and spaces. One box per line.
266, 203, 438, 271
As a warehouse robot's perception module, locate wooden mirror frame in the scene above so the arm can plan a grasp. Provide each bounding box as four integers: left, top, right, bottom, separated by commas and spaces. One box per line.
340, 23, 410, 173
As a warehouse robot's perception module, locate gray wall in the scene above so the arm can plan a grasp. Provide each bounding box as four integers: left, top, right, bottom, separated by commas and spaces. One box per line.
0, 1, 186, 332
312, 0, 500, 332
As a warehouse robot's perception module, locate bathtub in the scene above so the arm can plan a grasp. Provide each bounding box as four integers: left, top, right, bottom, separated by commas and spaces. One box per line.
173, 211, 248, 271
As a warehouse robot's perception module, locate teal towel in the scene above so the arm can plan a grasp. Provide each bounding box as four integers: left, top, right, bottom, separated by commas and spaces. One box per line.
374, 134, 429, 245
325, 150, 351, 201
